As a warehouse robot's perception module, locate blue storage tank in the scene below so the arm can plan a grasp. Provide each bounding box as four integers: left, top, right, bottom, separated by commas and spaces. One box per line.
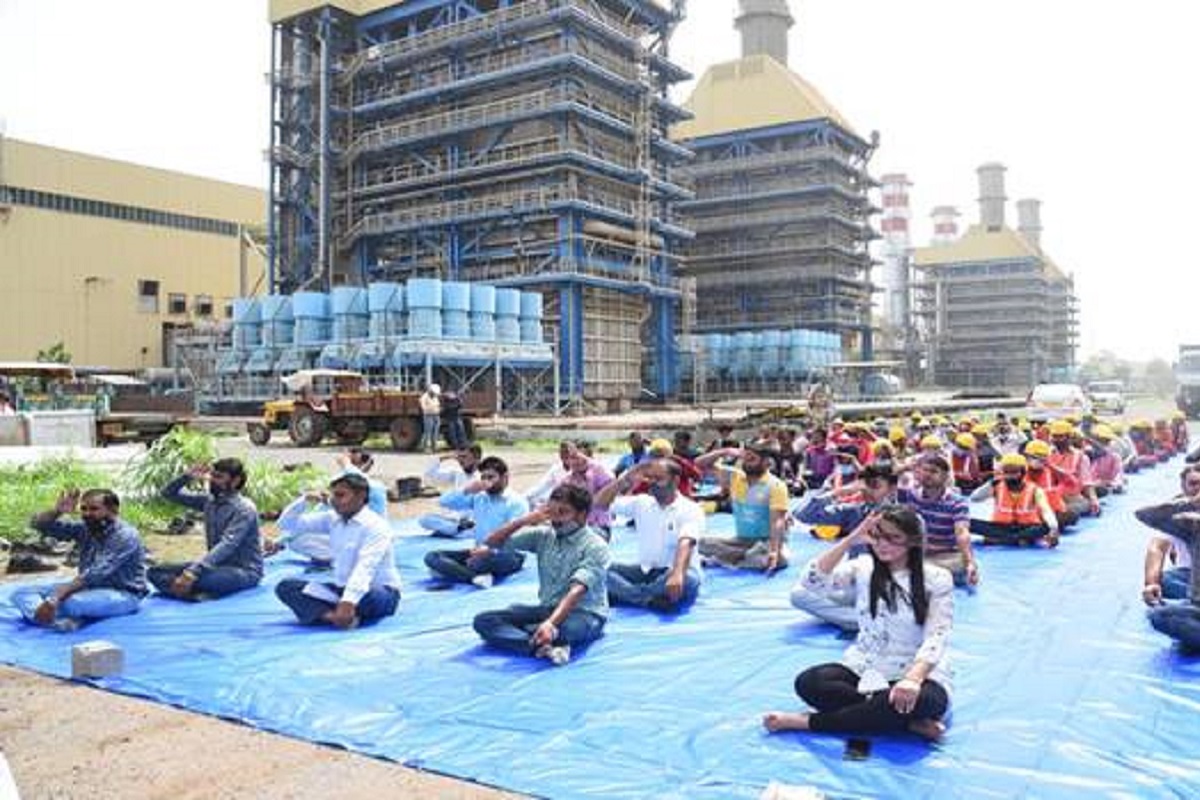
330, 287, 368, 341
495, 288, 521, 344
469, 284, 496, 342
758, 330, 784, 377
519, 291, 544, 344
259, 294, 295, 347
293, 291, 331, 345
442, 281, 471, 340
731, 332, 756, 379
703, 333, 726, 373
367, 282, 404, 339
231, 298, 261, 351
407, 278, 443, 339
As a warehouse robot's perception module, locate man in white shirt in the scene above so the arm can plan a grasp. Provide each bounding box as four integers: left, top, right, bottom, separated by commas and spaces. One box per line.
524, 440, 576, 507
593, 459, 703, 612
274, 473, 401, 628
419, 444, 483, 536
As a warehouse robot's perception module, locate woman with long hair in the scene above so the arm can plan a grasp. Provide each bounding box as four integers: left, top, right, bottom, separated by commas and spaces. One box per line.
763, 505, 953, 741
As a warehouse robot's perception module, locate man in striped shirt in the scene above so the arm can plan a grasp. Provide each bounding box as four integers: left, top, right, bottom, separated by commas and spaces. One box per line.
899, 455, 979, 587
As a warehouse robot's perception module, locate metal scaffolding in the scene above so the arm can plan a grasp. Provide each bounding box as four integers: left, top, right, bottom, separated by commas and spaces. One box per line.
269, 0, 693, 412
675, 119, 878, 362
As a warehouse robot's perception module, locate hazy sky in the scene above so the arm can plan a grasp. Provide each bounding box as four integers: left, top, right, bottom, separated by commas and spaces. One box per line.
2, 0, 1197, 362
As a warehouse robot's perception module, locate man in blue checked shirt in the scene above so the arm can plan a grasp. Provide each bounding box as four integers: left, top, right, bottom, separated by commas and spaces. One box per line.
13, 488, 147, 632
423, 456, 529, 589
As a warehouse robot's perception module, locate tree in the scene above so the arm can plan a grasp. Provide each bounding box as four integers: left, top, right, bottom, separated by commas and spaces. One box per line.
35, 342, 72, 364
1142, 359, 1176, 396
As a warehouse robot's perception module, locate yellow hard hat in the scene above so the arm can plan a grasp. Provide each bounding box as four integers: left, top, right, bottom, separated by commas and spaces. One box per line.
1134, 419, 1153, 430
955, 433, 976, 449
1018, 420, 1032, 431
648, 438, 674, 456
1048, 420, 1074, 437
889, 426, 907, 442
1110, 422, 1126, 434
920, 435, 943, 450
932, 415, 948, 426
1065, 414, 1081, 424
971, 423, 990, 436
1025, 440, 1052, 458
999, 453, 1028, 469
871, 439, 894, 454
1092, 424, 1115, 441
1173, 410, 1187, 420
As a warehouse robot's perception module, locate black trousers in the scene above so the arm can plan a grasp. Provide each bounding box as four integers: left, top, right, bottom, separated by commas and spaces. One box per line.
795, 662, 948, 735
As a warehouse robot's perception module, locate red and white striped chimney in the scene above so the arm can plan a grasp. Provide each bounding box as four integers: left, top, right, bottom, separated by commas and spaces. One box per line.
930, 205, 961, 245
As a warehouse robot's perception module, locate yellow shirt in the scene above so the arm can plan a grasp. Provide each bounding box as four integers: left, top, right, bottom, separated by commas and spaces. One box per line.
728, 469, 789, 540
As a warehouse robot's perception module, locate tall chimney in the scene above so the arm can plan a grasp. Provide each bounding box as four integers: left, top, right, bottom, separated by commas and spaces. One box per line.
1017, 198, 1042, 251
735, 0, 794, 65
977, 162, 1007, 231
931, 205, 961, 245
879, 174, 913, 331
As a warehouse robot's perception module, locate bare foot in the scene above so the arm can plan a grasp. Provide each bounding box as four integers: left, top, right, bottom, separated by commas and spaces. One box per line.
762, 711, 810, 733
907, 718, 946, 742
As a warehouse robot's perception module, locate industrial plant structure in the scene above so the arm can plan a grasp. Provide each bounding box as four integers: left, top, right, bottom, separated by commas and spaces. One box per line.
0, 136, 266, 369
674, 0, 878, 398
913, 163, 1078, 389
266, 0, 692, 411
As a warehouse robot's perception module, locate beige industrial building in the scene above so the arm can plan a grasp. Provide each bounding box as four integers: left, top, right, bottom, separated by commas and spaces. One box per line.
913, 163, 1078, 389
0, 136, 267, 369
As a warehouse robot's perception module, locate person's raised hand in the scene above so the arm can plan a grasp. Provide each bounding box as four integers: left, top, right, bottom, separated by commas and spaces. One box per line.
54, 488, 81, 516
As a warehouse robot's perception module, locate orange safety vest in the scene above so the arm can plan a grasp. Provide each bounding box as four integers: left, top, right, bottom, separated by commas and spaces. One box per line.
992, 481, 1044, 526
1029, 468, 1066, 513
1046, 449, 1083, 497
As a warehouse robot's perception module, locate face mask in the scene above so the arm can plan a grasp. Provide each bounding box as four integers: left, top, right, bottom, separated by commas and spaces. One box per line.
552, 520, 583, 537
649, 483, 675, 504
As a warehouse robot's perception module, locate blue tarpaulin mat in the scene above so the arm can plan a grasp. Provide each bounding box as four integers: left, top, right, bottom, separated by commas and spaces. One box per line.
3, 458, 1200, 799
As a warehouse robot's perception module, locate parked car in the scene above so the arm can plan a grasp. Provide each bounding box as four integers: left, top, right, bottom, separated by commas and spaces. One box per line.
1086, 380, 1126, 415
1026, 383, 1092, 420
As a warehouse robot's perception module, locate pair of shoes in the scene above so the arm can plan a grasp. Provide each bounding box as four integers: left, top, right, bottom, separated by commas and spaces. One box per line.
456, 518, 476, 533
535, 643, 571, 666
7, 553, 59, 574
471, 573, 494, 589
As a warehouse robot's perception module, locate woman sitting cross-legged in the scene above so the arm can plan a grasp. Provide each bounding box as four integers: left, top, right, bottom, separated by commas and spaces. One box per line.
763, 505, 953, 742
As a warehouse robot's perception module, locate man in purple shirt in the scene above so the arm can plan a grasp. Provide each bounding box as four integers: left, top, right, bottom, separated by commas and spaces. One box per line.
899, 455, 979, 587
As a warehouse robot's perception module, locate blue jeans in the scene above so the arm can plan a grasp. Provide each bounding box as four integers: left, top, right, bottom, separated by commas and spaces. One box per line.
275, 578, 400, 626
445, 416, 467, 449
421, 414, 441, 451
148, 564, 261, 599
1163, 568, 1193, 601
473, 603, 606, 655
13, 582, 141, 626
424, 548, 525, 584
1149, 602, 1200, 650
606, 563, 700, 610
418, 512, 468, 538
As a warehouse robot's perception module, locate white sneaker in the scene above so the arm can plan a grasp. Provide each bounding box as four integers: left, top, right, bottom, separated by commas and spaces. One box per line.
471, 573, 494, 589
535, 643, 571, 666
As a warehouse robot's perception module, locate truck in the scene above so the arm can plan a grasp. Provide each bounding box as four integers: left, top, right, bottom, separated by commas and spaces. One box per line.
247, 370, 493, 450
1177, 345, 1200, 419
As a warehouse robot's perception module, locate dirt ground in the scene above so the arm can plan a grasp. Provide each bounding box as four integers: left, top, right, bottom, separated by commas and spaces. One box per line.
0, 443, 565, 800
1, 398, 1181, 799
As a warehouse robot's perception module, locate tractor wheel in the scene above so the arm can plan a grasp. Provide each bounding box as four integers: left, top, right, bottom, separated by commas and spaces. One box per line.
389, 416, 422, 451
247, 423, 271, 446
289, 407, 328, 447
335, 419, 369, 446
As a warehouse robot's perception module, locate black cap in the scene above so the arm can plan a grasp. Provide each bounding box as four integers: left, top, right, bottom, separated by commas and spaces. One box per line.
330, 472, 370, 492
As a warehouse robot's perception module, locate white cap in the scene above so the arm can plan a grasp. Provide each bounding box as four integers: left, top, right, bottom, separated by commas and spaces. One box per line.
429, 383, 441, 395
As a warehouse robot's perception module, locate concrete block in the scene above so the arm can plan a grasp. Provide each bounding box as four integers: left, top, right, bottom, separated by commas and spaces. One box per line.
71, 640, 124, 678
